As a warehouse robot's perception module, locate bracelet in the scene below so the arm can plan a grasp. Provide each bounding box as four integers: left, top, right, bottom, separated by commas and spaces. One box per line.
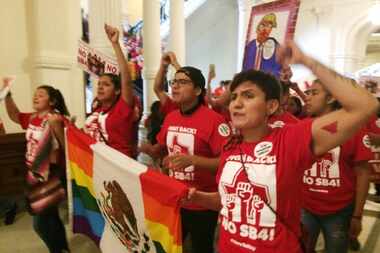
352, 215, 362, 220
5, 91, 12, 98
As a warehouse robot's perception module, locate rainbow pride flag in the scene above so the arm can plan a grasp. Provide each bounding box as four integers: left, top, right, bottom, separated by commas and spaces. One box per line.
66, 125, 187, 253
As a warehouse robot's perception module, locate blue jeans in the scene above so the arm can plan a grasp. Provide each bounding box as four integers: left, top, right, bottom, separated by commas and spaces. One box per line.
32, 206, 69, 253
301, 203, 354, 253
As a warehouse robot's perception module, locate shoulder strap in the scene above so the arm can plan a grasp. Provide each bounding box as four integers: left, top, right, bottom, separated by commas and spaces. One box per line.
238, 146, 305, 252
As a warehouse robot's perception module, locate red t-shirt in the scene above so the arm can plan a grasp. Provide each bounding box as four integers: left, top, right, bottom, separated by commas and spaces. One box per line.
366, 115, 380, 135
157, 104, 231, 210
302, 129, 372, 215
268, 111, 299, 128
19, 113, 61, 184
364, 115, 380, 182
19, 113, 60, 167
216, 119, 315, 253
160, 97, 179, 116
84, 98, 135, 157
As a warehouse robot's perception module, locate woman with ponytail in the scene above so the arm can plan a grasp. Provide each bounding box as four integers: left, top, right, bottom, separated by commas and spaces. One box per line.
3, 77, 70, 253
84, 24, 140, 158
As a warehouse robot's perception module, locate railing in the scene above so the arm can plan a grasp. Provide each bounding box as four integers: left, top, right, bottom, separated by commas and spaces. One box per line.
0, 133, 26, 196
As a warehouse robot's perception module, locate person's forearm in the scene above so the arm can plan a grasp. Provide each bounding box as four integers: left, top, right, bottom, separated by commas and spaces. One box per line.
293, 85, 307, 103
353, 165, 370, 217
191, 156, 219, 173
172, 61, 181, 71
111, 42, 132, 104
153, 65, 168, 96
303, 56, 378, 116
146, 143, 165, 159
51, 123, 65, 150
192, 191, 221, 211
5, 95, 20, 123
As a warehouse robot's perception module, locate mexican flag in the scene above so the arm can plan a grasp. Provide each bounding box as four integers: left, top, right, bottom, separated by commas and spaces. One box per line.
66, 125, 187, 253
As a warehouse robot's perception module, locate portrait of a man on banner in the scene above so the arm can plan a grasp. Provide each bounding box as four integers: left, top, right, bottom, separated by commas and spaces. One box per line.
242, 1, 300, 78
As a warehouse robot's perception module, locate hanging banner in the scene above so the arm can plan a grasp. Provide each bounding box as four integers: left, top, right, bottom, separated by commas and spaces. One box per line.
242, 0, 300, 78
77, 40, 120, 78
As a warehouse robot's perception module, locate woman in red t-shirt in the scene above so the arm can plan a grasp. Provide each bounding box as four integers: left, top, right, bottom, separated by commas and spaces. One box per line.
83, 25, 139, 158
301, 79, 372, 253
4, 80, 70, 253
185, 41, 378, 253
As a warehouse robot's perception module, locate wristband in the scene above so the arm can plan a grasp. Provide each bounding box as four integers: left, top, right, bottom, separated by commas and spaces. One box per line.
6, 91, 12, 98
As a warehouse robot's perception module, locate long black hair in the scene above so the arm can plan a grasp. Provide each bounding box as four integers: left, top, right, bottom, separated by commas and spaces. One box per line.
38, 85, 70, 116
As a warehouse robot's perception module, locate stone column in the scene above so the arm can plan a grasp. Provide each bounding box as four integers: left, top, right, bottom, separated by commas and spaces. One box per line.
142, 0, 161, 117
29, 0, 85, 126
88, 0, 123, 102
138, 0, 161, 164
237, 0, 249, 71
169, 0, 186, 65
88, 0, 122, 55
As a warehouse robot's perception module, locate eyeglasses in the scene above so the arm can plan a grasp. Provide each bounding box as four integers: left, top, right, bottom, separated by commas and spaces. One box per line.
168, 79, 193, 86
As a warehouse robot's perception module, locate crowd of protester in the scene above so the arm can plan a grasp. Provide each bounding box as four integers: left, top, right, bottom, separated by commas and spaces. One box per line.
1, 24, 380, 253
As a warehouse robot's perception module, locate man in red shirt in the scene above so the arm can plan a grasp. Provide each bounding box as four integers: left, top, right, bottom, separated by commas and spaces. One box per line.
143, 65, 231, 253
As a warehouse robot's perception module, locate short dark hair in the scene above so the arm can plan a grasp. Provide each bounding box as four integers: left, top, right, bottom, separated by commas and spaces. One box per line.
230, 70, 280, 101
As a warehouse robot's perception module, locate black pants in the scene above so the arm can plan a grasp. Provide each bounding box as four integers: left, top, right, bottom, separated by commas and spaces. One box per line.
376, 184, 380, 196
33, 206, 69, 253
31, 164, 69, 253
181, 208, 218, 253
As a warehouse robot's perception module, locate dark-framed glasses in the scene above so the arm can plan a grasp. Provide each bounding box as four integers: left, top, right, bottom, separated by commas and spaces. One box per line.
168, 79, 193, 86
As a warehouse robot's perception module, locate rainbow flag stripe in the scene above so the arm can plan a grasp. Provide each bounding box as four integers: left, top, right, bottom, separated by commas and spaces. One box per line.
67, 126, 104, 245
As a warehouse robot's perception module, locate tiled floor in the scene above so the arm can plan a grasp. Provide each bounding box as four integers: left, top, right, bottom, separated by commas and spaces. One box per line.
0, 209, 100, 253
0, 200, 379, 253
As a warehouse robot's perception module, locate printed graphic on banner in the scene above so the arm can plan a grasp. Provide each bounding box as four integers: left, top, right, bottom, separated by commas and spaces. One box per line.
303, 147, 341, 191
77, 40, 119, 77
98, 180, 152, 252
242, 0, 300, 77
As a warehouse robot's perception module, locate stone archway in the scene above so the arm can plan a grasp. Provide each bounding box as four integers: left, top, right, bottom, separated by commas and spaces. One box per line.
334, 8, 380, 73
